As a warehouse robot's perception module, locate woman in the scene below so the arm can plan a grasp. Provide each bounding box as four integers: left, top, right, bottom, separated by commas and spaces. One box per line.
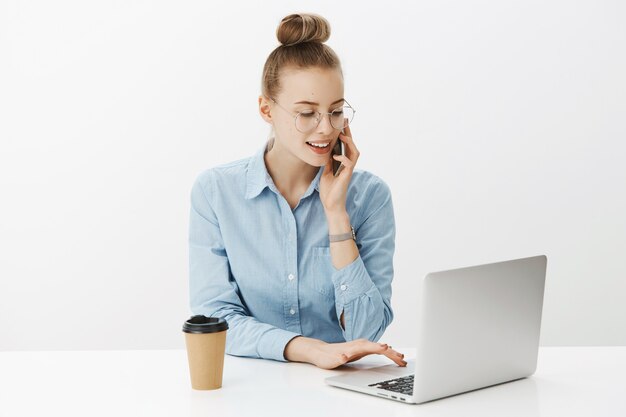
189, 12, 406, 370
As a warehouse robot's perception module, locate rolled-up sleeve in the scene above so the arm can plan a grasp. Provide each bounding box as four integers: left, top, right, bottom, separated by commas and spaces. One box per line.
188, 172, 301, 362
330, 177, 395, 342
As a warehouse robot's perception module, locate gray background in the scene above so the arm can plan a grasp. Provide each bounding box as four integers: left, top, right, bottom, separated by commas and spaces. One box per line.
1, 0, 625, 350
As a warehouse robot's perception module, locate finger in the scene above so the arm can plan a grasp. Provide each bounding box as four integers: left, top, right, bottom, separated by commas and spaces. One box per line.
339, 122, 359, 162
384, 351, 407, 366
387, 348, 405, 358
383, 348, 407, 366
382, 344, 404, 356
338, 121, 352, 145
340, 139, 359, 166
338, 131, 358, 156
345, 341, 389, 358
351, 345, 390, 360
342, 117, 352, 137
345, 343, 396, 364
332, 154, 354, 170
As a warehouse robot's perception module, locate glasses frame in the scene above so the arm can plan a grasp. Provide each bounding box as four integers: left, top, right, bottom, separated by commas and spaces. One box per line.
269, 97, 356, 133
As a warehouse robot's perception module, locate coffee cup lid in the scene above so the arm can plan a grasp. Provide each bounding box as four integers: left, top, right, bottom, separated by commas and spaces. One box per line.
182, 315, 228, 334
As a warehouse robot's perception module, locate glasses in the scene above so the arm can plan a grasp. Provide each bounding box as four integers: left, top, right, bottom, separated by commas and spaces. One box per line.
269, 97, 356, 133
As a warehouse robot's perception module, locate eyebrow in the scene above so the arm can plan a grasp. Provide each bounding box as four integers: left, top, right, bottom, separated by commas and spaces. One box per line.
293, 98, 345, 105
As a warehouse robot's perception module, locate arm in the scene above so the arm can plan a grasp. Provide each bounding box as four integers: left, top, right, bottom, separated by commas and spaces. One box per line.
189, 173, 301, 362
324, 178, 396, 342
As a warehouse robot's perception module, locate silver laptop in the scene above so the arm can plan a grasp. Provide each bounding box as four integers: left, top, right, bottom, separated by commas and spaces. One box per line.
325, 255, 547, 404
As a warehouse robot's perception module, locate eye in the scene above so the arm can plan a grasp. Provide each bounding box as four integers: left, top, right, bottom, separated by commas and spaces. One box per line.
299, 111, 317, 118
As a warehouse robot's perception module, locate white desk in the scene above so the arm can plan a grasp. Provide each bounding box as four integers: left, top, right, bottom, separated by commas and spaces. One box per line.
1, 347, 625, 416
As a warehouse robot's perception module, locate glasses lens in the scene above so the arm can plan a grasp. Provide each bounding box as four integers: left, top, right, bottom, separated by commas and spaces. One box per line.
295, 111, 321, 133
331, 106, 354, 130
295, 106, 355, 133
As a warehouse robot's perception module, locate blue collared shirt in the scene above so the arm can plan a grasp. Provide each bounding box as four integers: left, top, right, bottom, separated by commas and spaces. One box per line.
188, 140, 396, 362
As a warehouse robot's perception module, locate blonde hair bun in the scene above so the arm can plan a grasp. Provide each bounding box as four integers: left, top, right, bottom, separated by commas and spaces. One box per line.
276, 13, 331, 47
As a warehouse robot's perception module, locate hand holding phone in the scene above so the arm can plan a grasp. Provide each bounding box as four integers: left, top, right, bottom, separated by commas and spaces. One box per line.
332, 128, 345, 177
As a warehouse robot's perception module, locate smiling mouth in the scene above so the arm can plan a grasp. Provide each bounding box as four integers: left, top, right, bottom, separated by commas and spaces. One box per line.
305, 141, 330, 148
306, 141, 333, 154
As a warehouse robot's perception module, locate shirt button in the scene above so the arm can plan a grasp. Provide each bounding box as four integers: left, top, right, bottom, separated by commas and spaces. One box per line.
340, 284, 347, 291
290, 309, 296, 315
288, 274, 295, 281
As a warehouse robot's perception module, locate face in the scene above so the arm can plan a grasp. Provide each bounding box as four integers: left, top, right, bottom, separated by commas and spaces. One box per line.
259, 66, 345, 167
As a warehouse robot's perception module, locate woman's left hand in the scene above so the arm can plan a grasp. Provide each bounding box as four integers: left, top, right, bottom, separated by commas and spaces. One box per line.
284, 336, 407, 370
319, 119, 360, 214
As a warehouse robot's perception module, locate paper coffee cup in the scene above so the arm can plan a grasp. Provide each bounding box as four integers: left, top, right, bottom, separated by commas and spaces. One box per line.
183, 315, 228, 390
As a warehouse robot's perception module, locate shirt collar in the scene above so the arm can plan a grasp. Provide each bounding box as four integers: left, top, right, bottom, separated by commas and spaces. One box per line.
245, 140, 324, 200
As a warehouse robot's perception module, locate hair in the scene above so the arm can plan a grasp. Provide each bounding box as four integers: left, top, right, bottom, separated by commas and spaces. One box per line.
261, 13, 343, 142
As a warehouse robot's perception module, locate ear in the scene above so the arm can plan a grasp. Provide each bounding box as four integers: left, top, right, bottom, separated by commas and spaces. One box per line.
258, 95, 273, 125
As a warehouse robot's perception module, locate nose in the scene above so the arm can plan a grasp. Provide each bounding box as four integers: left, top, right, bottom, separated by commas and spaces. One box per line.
316, 112, 335, 134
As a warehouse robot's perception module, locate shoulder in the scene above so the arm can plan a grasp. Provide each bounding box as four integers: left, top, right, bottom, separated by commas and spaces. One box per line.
347, 168, 393, 222
350, 168, 392, 198
194, 156, 249, 184
191, 155, 251, 200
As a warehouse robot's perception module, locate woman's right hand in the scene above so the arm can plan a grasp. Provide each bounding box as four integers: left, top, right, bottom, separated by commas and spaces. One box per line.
284, 336, 407, 370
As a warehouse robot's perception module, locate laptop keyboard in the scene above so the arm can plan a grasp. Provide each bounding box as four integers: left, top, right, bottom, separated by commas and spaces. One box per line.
368, 375, 414, 395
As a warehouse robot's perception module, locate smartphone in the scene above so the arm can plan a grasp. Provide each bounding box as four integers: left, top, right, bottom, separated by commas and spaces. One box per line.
332, 129, 345, 176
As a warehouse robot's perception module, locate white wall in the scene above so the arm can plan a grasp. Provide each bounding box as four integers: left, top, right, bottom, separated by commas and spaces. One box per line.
1, 0, 624, 351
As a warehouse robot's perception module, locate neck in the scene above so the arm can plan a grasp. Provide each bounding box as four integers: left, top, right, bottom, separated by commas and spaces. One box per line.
263, 138, 320, 196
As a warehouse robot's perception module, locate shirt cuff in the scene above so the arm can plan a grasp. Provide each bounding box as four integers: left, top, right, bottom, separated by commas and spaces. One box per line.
330, 254, 374, 304
257, 327, 302, 362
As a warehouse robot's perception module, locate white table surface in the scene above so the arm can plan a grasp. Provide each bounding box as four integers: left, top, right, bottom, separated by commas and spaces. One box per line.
1, 347, 625, 417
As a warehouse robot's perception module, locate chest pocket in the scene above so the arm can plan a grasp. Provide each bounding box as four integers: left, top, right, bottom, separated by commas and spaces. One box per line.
309, 246, 336, 300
